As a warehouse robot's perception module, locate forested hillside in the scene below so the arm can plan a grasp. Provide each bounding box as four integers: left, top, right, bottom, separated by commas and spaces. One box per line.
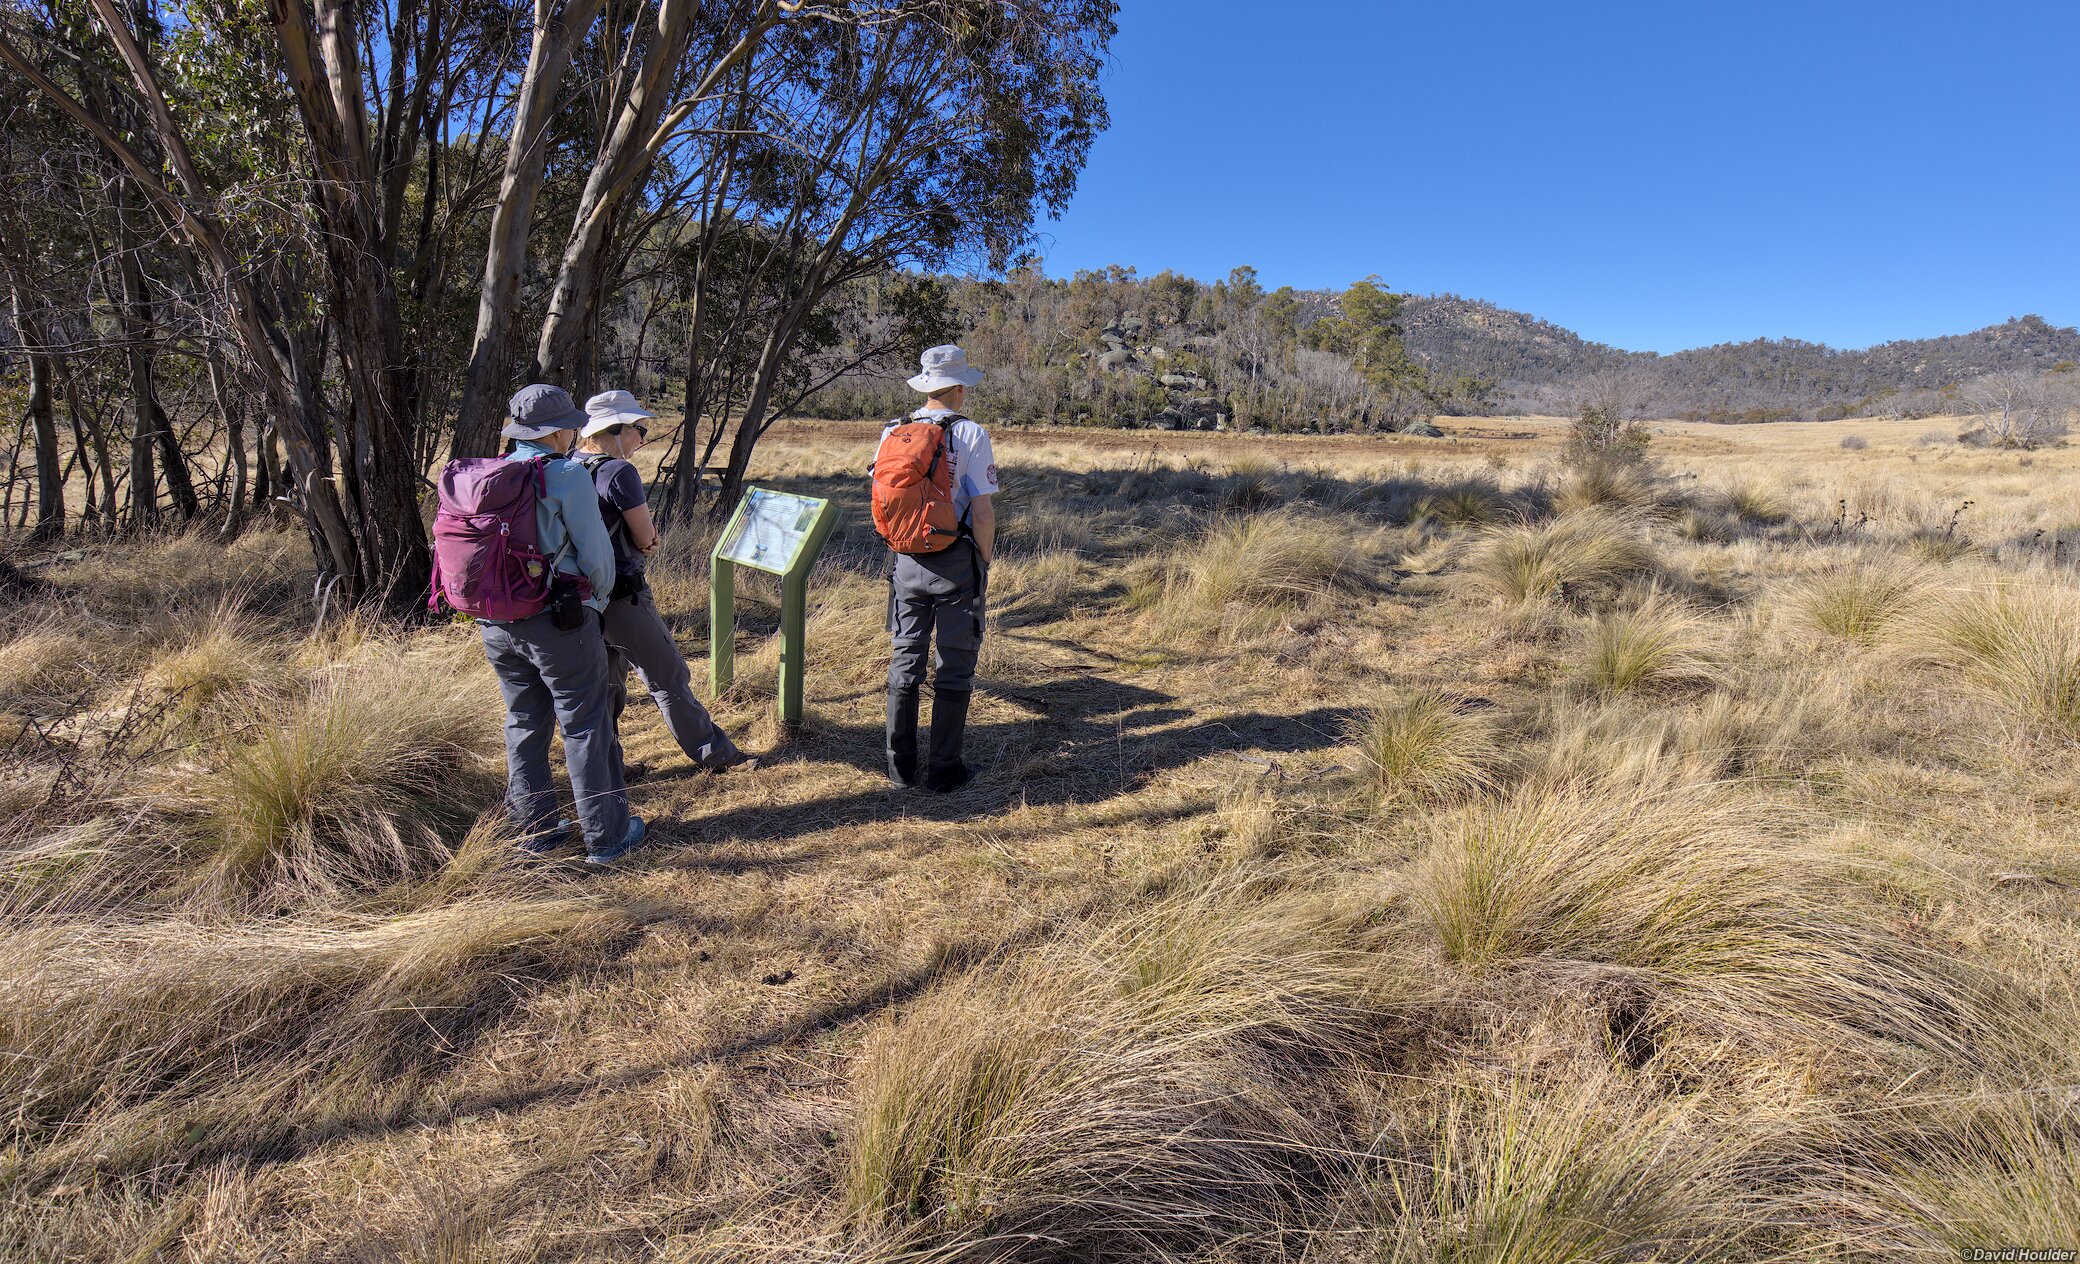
805, 268, 2080, 429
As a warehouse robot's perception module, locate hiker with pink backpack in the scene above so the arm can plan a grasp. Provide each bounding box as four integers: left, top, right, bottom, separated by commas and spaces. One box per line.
870, 345, 999, 792
430, 384, 645, 866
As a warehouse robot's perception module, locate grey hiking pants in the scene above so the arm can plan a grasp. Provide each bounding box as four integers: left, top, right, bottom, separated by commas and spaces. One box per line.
888, 542, 988, 693
601, 587, 741, 770
478, 610, 630, 850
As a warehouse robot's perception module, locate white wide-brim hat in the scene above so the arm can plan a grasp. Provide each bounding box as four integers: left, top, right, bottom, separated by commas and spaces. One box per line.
907, 344, 984, 393
581, 389, 658, 438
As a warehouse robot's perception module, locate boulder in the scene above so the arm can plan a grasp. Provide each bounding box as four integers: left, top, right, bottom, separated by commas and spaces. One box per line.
1120, 314, 1145, 336
1097, 348, 1135, 372
1401, 419, 1446, 438
1159, 372, 1210, 392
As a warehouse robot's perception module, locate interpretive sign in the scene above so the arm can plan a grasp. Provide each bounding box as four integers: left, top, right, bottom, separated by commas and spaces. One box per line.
709, 487, 840, 731
716, 488, 826, 574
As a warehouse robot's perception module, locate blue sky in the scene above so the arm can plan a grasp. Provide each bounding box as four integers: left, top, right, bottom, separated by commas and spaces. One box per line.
1030, 0, 2080, 354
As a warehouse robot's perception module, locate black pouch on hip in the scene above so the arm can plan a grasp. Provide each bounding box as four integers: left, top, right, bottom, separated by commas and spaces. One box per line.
550, 577, 585, 631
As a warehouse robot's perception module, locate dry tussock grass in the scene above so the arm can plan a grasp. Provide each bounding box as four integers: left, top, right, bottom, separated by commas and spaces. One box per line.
843, 888, 1378, 1258
1788, 554, 1939, 642
1319, 1076, 1754, 1263
1577, 590, 1722, 695
4, 420, 2079, 1260
1903, 581, 2080, 738
1349, 689, 1500, 803
1402, 781, 2020, 1068
2, 894, 634, 1177
1462, 509, 1660, 605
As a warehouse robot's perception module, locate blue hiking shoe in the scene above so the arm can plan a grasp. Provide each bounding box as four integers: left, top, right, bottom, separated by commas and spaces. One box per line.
586, 816, 648, 868
516, 818, 574, 855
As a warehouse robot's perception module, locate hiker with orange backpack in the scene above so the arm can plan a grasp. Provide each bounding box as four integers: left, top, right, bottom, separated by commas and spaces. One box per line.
430, 384, 645, 866
871, 345, 999, 792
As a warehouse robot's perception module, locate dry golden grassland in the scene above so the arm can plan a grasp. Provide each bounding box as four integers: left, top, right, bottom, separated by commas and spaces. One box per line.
3, 415, 2078, 1261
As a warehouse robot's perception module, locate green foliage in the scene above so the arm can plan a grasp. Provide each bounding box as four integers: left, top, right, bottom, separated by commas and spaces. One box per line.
1564, 404, 1653, 469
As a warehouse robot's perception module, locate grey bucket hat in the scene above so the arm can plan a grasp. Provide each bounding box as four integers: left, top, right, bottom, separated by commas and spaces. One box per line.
502, 383, 587, 441
906, 344, 984, 393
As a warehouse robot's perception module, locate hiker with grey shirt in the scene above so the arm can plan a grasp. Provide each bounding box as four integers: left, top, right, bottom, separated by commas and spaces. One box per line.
574, 390, 753, 776
873, 345, 999, 792
475, 385, 646, 865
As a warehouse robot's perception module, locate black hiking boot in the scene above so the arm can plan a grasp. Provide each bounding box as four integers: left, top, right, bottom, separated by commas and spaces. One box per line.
886, 686, 921, 788
925, 688, 975, 793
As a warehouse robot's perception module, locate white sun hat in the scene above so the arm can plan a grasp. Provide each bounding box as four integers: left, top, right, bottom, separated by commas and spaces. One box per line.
581, 389, 658, 438
906, 344, 984, 393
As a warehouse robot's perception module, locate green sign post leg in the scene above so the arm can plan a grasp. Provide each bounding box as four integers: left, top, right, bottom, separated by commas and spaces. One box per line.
778, 568, 808, 733
709, 556, 735, 699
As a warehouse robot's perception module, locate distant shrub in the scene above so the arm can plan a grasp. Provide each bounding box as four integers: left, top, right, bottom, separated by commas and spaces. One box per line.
1840, 434, 1869, 451
1564, 404, 1653, 471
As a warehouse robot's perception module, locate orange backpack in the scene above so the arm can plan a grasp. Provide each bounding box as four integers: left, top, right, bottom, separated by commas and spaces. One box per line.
870, 416, 965, 554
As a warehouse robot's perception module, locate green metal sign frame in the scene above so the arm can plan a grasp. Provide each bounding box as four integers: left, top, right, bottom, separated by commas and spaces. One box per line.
709, 487, 841, 730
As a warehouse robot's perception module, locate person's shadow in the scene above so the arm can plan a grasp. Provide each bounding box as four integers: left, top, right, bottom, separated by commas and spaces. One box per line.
642, 667, 1355, 876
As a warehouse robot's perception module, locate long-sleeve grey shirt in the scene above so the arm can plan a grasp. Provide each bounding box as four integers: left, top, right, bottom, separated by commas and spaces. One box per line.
507, 440, 615, 613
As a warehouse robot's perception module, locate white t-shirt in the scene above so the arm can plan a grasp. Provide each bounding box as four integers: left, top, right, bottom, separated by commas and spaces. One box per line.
877, 407, 999, 518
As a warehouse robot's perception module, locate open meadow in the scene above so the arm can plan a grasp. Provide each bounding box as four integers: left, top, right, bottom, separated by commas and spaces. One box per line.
4, 415, 2078, 1261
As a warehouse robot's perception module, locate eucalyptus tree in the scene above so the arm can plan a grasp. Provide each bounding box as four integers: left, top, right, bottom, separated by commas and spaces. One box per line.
653, 0, 1117, 519
0, 0, 528, 608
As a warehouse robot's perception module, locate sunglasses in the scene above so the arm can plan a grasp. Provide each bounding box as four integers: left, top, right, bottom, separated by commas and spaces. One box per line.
602, 423, 649, 439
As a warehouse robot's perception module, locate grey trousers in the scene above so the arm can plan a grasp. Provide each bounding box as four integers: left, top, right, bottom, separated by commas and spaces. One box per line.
479, 610, 630, 850
888, 543, 987, 692
601, 587, 741, 769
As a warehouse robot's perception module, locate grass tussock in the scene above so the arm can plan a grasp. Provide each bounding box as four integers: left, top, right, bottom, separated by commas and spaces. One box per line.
1845, 1099, 2080, 1258
1905, 583, 2080, 738
1553, 461, 1662, 516
1403, 782, 2009, 1063
0, 895, 634, 1174
1463, 511, 1659, 605
1717, 481, 1788, 526
172, 658, 500, 904
1163, 510, 1370, 616
843, 891, 1381, 1258
1578, 592, 1720, 696
144, 605, 275, 725
1788, 558, 1937, 643
1325, 1078, 1749, 1264
1414, 477, 1518, 528
1349, 690, 1500, 804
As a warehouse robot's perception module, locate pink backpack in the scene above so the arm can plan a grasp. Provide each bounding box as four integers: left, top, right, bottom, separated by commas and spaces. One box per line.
428, 457, 558, 621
